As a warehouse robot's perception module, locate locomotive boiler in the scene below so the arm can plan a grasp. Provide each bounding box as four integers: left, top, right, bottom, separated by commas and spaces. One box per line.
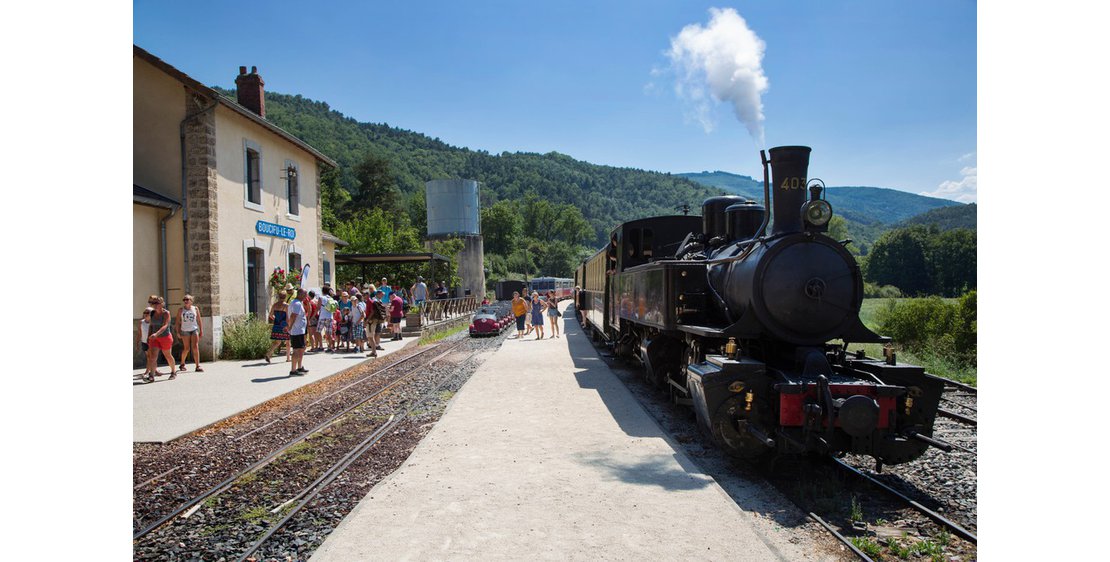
575, 146, 946, 468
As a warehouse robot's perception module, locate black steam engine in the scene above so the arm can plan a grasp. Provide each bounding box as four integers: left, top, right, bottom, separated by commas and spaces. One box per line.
574, 146, 946, 467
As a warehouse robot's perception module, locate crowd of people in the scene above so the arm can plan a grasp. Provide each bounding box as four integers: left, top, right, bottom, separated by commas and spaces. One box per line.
137, 276, 458, 382
137, 275, 563, 383
509, 289, 563, 340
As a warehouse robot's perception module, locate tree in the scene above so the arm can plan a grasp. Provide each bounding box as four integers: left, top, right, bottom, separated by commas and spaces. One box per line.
930, 228, 976, 297
319, 166, 349, 229
481, 200, 523, 255
865, 226, 932, 295
351, 152, 401, 217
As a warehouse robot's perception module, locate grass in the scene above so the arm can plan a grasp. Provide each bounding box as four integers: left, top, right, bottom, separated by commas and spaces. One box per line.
199, 523, 230, 537
239, 505, 270, 524
234, 472, 258, 485
282, 440, 317, 463
850, 537, 883, 559
858, 298, 958, 332
856, 298, 977, 386
879, 534, 948, 561
849, 496, 863, 522
833, 340, 976, 387
419, 323, 467, 345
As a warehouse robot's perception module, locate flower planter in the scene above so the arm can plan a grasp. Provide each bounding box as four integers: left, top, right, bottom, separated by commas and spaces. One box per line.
406, 312, 423, 327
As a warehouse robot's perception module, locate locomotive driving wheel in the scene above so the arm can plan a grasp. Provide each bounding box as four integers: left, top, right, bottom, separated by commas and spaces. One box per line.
713, 395, 775, 462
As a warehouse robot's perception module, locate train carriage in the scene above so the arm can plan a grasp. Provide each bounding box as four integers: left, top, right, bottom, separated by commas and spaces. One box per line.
528, 277, 574, 301
495, 279, 528, 302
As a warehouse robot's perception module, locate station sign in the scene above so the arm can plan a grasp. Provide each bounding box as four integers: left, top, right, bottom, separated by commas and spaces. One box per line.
256, 220, 296, 240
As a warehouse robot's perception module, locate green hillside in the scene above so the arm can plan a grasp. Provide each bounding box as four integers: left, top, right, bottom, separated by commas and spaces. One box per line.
217, 88, 722, 247
824, 186, 962, 225
678, 171, 962, 225
899, 203, 977, 230
678, 171, 764, 200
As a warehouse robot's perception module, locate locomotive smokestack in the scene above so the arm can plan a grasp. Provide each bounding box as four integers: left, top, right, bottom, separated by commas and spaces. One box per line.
769, 146, 811, 236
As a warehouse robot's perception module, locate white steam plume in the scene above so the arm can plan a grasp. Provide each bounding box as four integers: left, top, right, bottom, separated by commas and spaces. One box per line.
668, 7, 769, 145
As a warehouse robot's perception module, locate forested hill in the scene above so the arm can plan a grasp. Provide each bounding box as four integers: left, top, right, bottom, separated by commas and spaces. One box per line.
678, 171, 962, 225
215, 88, 721, 246
898, 203, 977, 230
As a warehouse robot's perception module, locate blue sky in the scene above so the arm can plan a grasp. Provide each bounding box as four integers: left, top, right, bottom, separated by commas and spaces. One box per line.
134, 1, 976, 202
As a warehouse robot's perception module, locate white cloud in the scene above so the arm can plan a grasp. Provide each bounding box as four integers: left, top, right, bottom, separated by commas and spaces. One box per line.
665, 7, 768, 143
921, 161, 977, 203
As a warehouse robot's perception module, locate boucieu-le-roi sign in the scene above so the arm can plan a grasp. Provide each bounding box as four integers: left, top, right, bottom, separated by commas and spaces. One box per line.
256, 220, 296, 240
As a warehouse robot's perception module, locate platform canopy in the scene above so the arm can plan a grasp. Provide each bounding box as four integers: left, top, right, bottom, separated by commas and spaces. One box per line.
334, 252, 450, 266
333, 253, 452, 287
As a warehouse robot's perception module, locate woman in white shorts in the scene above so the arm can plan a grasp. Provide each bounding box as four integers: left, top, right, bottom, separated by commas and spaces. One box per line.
177, 294, 204, 372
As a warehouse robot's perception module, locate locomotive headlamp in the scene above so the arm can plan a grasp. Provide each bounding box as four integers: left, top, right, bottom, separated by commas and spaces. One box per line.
802, 200, 833, 227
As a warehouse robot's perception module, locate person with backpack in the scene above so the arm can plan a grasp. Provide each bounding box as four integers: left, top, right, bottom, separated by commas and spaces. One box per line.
366, 290, 388, 357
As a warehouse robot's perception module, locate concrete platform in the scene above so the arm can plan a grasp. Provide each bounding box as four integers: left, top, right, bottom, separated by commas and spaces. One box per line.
311, 304, 828, 561
133, 334, 414, 443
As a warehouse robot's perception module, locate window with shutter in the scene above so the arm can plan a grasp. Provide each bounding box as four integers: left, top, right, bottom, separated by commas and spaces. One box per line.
287, 162, 299, 216
246, 149, 261, 204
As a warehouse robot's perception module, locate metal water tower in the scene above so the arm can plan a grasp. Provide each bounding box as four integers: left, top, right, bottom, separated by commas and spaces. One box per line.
425, 179, 484, 298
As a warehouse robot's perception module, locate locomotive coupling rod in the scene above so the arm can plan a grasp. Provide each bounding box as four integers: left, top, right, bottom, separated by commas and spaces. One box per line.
904, 429, 954, 453
745, 423, 776, 448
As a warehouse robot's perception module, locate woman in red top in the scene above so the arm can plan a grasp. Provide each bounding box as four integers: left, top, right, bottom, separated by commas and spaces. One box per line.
146, 295, 177, 381
389, 292, 404, 341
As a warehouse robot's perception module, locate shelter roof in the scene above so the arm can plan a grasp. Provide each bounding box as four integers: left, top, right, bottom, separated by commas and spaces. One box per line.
133, 184, 181, 209
334, 253, 451, 265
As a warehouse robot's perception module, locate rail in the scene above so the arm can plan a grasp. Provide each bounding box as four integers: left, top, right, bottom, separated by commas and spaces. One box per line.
420, 295, 479, 323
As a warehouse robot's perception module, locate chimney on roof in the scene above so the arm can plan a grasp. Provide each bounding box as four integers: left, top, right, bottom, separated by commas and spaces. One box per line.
235, 65, 265, 118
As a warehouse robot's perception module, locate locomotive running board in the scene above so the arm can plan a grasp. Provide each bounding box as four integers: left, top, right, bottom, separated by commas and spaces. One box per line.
676, 324, 726, 338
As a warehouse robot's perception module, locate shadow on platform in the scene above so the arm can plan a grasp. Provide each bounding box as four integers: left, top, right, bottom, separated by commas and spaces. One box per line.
565, 308, 814, 532
573, 450, 712, 492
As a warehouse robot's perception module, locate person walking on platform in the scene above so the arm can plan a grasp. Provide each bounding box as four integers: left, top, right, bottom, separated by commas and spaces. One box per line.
389, 290, 405, 341
367, 289, 387, 357
306, 290, 319, 354
337, 291, 352, 352
176, 294, 204, 372
379, 277, 393, 302
351, 294, 367, 353
411, 276, 428, 321
287, 288, 309, 376
137, 307, 155, 381
315, 287, 334, 352
264, 291, 290, 363
147, 295, 177, 381
546, 290, 562, 338
524, 296, 535, 337
530, 291, 546, 340
511, 291, 528, 339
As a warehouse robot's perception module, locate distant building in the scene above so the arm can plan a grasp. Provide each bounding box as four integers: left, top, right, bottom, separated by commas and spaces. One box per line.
133, 45, 337, 360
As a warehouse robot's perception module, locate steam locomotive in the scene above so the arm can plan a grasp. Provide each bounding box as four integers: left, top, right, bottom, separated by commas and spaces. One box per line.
574, 146, 946, 468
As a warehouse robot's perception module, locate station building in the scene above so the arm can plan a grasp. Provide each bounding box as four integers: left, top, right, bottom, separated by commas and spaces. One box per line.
133, 45, 338, 360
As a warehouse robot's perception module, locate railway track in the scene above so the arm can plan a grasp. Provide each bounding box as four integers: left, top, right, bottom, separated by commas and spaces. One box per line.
133, 342, 458, 539
236, 350, 483, 562
133, 332, 504, 561
583, 319, 976, 561
830, 458, 977, 544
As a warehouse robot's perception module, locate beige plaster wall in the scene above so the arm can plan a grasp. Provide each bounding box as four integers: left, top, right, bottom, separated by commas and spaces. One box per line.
133, 56, 184, 201
213, 105, 321, 316
133, 56, 187, 319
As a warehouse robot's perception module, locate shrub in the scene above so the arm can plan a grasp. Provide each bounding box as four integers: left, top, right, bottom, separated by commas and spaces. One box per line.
864, 282, 903, 298
875, 291, 976, 369
221, 315, 272, 360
